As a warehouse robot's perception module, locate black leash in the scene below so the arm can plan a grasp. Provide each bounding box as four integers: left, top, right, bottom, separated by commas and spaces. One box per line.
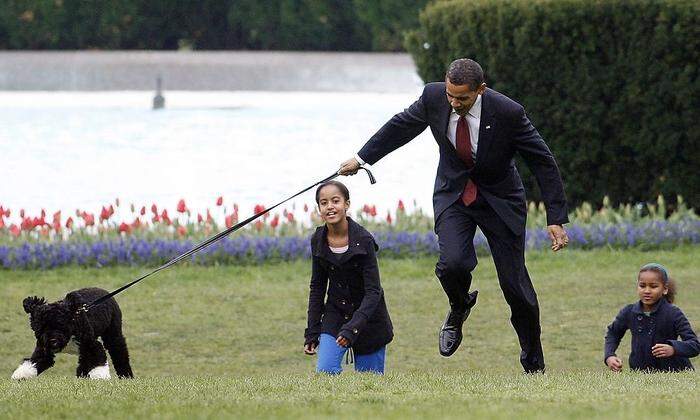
80, 168, 376, 313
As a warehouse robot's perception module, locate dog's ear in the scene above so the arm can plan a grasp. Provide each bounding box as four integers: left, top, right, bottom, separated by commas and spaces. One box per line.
64, 291, 84, 312
22, 296, 47, 314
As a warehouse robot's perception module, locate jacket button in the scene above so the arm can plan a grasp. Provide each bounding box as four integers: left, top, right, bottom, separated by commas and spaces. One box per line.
637, 316, 643, 321
353, 328, 358, 334
340, 300, 346, 305
344, 315, 350, 320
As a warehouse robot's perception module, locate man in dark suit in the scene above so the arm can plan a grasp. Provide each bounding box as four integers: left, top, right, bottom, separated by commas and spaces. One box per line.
338, 58, 569, 373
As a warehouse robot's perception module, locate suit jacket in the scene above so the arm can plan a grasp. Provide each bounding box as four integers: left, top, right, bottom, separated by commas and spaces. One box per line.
358, 83, 569, 235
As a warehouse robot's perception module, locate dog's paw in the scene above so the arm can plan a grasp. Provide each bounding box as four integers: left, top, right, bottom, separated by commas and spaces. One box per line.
87, 363, 111, 380
11, 360, 37, 380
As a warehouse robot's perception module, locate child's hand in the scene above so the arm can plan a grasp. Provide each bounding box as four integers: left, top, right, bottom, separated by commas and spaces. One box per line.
652, 343, 675, 358
606, 356, 623, 372
303, 343, 317, 355
336, 335, 350, 347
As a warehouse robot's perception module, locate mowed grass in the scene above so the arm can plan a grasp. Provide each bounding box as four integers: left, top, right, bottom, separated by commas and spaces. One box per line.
1, 247, 698, 419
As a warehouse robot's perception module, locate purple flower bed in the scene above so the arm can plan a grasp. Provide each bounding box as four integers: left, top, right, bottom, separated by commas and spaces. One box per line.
0, 220, 698, 270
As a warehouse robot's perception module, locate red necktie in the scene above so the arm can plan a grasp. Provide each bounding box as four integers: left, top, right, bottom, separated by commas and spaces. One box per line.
456, 116, 477, 206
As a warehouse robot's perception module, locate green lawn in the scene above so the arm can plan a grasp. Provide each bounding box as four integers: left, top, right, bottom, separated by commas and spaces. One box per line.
1, 247, 698, 419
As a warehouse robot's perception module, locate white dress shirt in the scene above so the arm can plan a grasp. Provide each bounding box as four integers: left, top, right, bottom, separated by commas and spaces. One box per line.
355, 94, 483, 165
447, 94, 481, 160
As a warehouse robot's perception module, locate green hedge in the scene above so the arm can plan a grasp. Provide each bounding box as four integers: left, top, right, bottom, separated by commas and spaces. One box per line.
406, 0, 699, 209
0, 0, 429, 51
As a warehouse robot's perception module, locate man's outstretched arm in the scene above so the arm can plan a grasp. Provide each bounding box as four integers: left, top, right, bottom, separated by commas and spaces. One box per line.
339, 88, 429, 175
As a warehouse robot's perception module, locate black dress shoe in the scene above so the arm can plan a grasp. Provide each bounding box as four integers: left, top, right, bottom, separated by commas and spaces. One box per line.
439, 290, 478, 357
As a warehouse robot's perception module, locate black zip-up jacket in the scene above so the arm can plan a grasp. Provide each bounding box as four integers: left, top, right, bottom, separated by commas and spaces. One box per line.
605, 298, 700, 371
304, 217, 393, 355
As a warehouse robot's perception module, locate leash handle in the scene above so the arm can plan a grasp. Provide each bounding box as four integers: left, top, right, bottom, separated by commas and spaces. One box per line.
83, 167, 376, 312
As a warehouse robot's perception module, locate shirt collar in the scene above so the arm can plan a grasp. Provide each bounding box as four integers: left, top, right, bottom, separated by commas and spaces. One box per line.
632, 297, 668, 314
450, 94, 482, 119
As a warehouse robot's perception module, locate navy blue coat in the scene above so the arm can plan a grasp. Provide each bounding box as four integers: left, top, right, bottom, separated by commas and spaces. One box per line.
358, 83, 568, 235
304, 218, 393, 355
605, 298, 700, 371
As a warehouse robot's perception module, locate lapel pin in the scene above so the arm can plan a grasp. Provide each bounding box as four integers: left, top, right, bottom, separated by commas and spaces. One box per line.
486, 125, 491, 129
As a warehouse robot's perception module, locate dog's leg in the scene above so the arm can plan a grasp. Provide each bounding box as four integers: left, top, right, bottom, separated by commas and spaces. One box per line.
77, 340, 110, 379
102, 329, 134, 378
11, 344, 55, 380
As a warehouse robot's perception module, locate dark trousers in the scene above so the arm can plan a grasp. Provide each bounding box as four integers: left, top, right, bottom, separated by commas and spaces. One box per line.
434, 193, 544, 372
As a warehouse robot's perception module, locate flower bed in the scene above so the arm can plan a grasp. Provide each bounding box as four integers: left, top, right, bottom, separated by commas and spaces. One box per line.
1, 220, 697, 270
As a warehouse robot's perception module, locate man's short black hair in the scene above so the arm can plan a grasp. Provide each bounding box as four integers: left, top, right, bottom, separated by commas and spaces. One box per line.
445, 58, 484, 91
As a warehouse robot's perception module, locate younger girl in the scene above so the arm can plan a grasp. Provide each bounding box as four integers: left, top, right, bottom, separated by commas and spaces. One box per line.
605, 263, 699, 372
303, 181, 393, 374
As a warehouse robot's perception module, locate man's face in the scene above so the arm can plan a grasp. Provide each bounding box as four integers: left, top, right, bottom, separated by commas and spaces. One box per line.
445, 78, 486, 116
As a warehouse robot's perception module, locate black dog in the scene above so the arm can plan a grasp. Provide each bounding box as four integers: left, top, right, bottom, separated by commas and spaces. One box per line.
11, 287, 133, 380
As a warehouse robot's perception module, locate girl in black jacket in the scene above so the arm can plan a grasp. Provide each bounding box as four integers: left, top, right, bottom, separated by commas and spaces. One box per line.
303, 181, 393, 374
605, 263, 699, 372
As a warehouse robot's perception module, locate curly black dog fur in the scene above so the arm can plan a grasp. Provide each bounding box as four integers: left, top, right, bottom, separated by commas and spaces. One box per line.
12, 287, 133, 379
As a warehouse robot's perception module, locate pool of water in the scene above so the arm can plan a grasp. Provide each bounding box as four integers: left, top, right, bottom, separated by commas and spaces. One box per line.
1, 90, 439, 224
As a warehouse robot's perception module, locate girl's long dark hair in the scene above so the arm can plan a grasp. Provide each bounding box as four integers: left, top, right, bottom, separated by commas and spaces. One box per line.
639, 266, 677, 303
315, 181, 350, 204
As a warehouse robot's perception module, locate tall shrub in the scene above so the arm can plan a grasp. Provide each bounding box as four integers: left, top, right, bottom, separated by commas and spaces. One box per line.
406, 0, 699, 209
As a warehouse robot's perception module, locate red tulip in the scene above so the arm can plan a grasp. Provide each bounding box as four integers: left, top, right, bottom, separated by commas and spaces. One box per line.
4, 208, 9, 218
140, 206, 146, 216
0, 216, 4, 230
10, 224, 21, 237
216, 196, 223, 206
21, 217, 33, 231
131, 218, 142, 229
363, 204, 371, 214
52, 211, 61, 232
177, 225, 187, 237
233, 203, 239, 212
225, 214, 234, 228
286, 212, 295, 223
206, 209, 214, 224
151, 204, 158, 214
270, 214, 280, 229
254, 204, 265, 215
254, 220, 263, 231
20, 209, 25, 218
370, 205, 377, 217
83, 212, 95, 226
303, 203, 309, 213
152, 214, 160, 224
108, 205, 115, 216
100, 206, 111, 222
386, 212, 392, 225
65, 217, 74, 229
40, 209, 46, 218
0, 206, 3, 216
177, 199, 187, 213
161, 210, 171, 225
197, 213, 204, 224
118, 222, 131, 234
398, 200, 405, 212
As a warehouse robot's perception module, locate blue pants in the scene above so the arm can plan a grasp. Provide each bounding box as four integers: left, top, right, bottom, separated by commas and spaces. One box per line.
316, 333, 386, 374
